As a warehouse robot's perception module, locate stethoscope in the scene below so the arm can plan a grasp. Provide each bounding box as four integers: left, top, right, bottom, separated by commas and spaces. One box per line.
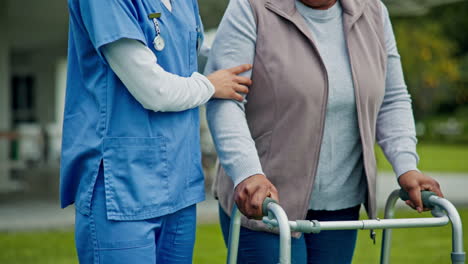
148, 11, 202, 53
149, 13, 165, 51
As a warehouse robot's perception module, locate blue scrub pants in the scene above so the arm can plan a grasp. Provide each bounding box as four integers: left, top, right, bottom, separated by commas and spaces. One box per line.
219, 204, 360, 264
75, 169, 197, 264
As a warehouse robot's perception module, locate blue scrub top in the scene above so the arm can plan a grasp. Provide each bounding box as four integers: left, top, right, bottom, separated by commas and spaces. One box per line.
61, 0, 205, 221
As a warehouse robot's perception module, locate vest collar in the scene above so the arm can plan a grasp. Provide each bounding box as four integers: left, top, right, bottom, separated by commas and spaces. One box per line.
265, 0, 368, 20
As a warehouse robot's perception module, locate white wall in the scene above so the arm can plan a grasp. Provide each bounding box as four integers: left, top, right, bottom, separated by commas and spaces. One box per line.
46, 57, 68, 163
0, 1, 11, 188
55, 58, 67, 126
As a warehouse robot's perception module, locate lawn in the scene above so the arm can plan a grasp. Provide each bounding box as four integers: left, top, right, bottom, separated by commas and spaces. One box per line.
1, 209, 466, 264
376, 143, 468, 173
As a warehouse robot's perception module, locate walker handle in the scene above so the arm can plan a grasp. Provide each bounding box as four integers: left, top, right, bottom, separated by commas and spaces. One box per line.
399, 189, 437, 209
262, 197, 279, 216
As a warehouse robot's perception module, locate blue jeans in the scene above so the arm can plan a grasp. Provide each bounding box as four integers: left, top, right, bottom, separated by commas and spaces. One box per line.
219, 204, 360, 264
75, 168, 197, 264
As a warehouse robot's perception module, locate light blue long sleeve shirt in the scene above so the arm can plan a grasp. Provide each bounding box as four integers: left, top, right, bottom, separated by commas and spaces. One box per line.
205, 0, 419, 210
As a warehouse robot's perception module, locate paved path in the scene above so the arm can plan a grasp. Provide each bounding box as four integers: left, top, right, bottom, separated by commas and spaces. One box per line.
0, 172, 466, 231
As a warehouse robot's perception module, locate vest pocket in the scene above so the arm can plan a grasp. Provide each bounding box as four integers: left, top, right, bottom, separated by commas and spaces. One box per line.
102, 137, 169, 218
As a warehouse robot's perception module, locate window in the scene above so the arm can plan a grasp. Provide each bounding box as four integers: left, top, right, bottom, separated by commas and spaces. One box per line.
11, 75, 36, 125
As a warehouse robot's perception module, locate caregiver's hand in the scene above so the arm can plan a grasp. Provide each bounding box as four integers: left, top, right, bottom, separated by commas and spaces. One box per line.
398, 170, 444, 213
208, 64, 252, 102
234, 174, 279, 220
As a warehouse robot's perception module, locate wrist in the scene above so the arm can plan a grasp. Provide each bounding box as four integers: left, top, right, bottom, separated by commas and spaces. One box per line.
234, 173, 266, 189
193, 72, 215, 97
393, 152, 419, 179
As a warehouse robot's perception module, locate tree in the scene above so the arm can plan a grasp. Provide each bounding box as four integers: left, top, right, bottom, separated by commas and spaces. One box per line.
393, 19, 460, 118
383, 0, 465, 16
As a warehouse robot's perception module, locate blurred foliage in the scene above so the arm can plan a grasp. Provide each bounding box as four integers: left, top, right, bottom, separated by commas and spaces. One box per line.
375, 142, 468, 172
392, 1, 468, 119
383, 0, 465, 16
416, 107, 468, 143
427, 2, 468, 56
393, 20, 460, 118
199, 0, 229, 30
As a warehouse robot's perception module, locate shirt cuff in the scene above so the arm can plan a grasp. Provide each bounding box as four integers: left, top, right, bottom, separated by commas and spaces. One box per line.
191, 72, 215, 98
393, 152, 420, 178
227, 159, 265, 188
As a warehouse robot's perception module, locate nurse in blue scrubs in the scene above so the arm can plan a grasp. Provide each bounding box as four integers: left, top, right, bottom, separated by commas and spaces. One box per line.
60, 0, 252, 263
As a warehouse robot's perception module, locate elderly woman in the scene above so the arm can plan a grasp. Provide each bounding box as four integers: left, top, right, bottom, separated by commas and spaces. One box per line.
205, 0, 444, 263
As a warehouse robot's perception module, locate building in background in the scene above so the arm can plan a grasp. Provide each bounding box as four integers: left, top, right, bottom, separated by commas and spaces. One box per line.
0, 0, 68, 197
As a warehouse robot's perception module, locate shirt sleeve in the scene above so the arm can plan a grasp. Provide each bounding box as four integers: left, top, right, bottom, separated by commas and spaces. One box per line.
102, 38, 215, 112
77, 0, 147, 61
376, 2, 420, 178
205, 0, 264, 187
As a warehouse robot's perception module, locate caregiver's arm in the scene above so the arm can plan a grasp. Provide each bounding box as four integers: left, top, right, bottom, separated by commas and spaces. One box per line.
376, 3, 443, 212
205, 0, 278, 219
102, 39, 251, 112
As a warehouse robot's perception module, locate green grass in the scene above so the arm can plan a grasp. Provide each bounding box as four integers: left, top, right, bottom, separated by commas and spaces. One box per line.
194, 224, 227, 263
0, 230, 77, 264
376, 143, 468, 173
353, 209, 468, 264
1, 209, 467, 263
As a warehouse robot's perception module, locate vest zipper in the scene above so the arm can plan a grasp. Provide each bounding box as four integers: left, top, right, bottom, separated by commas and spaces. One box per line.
265, 3, 330, 221
344, 21, 377, 243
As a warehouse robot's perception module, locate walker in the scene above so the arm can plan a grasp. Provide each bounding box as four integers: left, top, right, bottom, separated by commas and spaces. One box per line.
227, 190, 465, 264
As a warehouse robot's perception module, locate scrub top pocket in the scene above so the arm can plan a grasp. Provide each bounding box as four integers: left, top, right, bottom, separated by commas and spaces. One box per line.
102, 137, 169, 220
188, 31, 198, 73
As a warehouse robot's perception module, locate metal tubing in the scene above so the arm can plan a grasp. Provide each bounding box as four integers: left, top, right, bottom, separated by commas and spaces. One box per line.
227, 206, 242, 264
263, 216, 449, 232
379, 190, 465, 264
231, 192, 464, 264
429, 196, 466, 264
380, 190, 401, 264
320, 217, 449, 230
267, 203, 292, 264
228, 202, 291, 264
